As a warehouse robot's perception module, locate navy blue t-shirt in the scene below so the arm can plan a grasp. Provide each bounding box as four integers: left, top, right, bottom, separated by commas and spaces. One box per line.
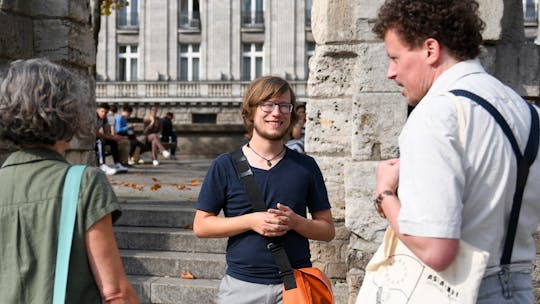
196, 148, 331, 284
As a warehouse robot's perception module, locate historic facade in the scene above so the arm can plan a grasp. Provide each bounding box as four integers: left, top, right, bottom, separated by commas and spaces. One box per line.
96, 0, 314, 127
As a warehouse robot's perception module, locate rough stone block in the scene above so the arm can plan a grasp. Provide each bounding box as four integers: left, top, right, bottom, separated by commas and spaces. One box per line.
335, 222, 352, 240
344, 161, 387, 241
32, 0, 69, 18
0, 12, 33, 59
519, 44, 540, 97
351, 93, 405, 160
311, 155, 347, 220
15, 0, 89, 23
355, 43, 399, 93
312, 0, 382, 44
477, 0, 504, 41
305, 99, 352, 155
34, 20, 95, 66
0, 0, 32, 15
327, 262, 348, 279
312, 0, 357, 44
308, 44, 360, 98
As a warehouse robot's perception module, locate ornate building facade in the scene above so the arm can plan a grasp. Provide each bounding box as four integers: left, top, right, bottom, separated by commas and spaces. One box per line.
96, 0, 314, 127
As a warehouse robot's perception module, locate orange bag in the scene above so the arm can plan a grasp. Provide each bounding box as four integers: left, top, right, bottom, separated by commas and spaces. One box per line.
282, 267, 334, 304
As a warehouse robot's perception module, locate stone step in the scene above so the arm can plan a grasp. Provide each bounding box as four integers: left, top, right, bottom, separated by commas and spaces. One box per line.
116, 201, 196, 228
129, 275, 220, 304
120, 249, 226, 279
115, 226, 227, 254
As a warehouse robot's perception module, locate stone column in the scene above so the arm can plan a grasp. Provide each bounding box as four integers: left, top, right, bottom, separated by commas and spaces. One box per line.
0, 0, 99, 166
309, 0, 540, 303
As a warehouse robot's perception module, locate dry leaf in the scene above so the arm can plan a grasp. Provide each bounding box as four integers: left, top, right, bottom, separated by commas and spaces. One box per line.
176, 184, 186, 190
152, 177, 159, 182
190, 179, 200, 186
134, 172, 142, 176
150, 184, 162, 191
181, 271, 195, 279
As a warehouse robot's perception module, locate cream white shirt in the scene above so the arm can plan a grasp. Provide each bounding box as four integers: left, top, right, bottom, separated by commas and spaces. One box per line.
398, 60, 540, 275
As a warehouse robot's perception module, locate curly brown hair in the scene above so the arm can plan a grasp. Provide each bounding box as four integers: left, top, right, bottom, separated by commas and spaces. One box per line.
241, 76, 298, 138
372, 0, 485, 61
0, 58, 92, 146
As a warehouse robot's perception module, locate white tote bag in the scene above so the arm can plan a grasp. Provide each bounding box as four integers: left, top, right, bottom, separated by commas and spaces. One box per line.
356, 227, 489, 304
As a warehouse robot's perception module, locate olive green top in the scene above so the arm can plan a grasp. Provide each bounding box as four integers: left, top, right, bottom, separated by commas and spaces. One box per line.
0, 149, 121, 303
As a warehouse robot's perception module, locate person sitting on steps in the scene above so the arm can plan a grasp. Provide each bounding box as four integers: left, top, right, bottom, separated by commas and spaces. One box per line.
161, 112, 178, 160
95, 103, 128, 174
115, 105, 144, 166
142, 106, 170, 166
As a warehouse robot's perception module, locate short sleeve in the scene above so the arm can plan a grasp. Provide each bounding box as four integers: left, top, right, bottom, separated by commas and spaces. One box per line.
196, 154, 230, 215
398, 95, 465, 238
78, 167, 121, 231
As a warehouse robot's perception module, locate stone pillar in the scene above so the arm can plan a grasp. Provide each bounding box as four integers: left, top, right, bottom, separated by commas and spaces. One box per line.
0, 0, 99, 166
308, 0, 540, 303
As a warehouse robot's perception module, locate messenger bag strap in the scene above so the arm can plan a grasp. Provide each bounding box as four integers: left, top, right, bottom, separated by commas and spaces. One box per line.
230, 148, 298, 290
53, 165, 86, 304
449, 90, 539, 266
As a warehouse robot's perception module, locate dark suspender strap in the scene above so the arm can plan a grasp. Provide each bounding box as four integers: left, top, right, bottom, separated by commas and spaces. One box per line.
230, 148, 298, 290
450, 90, 540, 265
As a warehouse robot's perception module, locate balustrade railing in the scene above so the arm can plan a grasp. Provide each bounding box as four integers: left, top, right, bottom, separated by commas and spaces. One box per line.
96, 81, 307, 102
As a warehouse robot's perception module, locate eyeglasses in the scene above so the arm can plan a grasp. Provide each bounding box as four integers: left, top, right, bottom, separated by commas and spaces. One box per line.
258, 102, 294, 114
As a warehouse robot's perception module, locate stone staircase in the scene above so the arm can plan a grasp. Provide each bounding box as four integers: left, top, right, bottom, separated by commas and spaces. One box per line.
114, 200, 227, 304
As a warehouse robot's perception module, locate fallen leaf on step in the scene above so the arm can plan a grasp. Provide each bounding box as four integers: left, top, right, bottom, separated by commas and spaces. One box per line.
181, 271, 195, 279
150, 183, 162, 191
190, 179, 200, 186
152, 177, 159, 182
176, 184, 186, 190
134, 172, 142, 176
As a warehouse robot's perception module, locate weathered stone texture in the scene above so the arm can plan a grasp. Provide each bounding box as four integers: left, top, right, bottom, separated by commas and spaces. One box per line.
354, 43, 397, 93
308, 45, 359, 98
0, 12, 33, 59
351, 93, 404, 160
305, 99, 352, 155
311, 0, 382, 44
344, 161, 387, 241
311, 1, 540, 302
34, 20, 95, 66
310, 155, 347, 219
0, 0, 98, 164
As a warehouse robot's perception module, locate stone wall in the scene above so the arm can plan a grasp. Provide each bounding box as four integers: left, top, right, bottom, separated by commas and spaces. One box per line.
0, 0, 98, 165
307, 0, 540, 303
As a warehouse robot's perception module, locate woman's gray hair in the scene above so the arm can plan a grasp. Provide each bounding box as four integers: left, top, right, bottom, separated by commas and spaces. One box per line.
0, 58, 92, 146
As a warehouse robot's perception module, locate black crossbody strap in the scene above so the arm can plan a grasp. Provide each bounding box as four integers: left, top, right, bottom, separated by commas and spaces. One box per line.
230, 149, 266, 212
230, 148, 298, 290
450, 89, 539, 265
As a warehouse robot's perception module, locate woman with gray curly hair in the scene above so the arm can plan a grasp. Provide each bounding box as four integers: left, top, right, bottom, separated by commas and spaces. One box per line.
0, 58, 140, 304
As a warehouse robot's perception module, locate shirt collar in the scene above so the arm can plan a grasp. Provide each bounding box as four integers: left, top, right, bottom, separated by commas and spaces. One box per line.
1, 148, 67, 168
423, 59, 486, 101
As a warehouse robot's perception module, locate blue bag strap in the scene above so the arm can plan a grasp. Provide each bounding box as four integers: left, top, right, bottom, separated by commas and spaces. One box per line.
53, 165, 86, 304
449, 89, 539, 265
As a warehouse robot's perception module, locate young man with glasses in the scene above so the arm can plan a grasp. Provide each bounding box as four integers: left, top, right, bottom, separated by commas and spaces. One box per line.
194, 76, 335, 304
